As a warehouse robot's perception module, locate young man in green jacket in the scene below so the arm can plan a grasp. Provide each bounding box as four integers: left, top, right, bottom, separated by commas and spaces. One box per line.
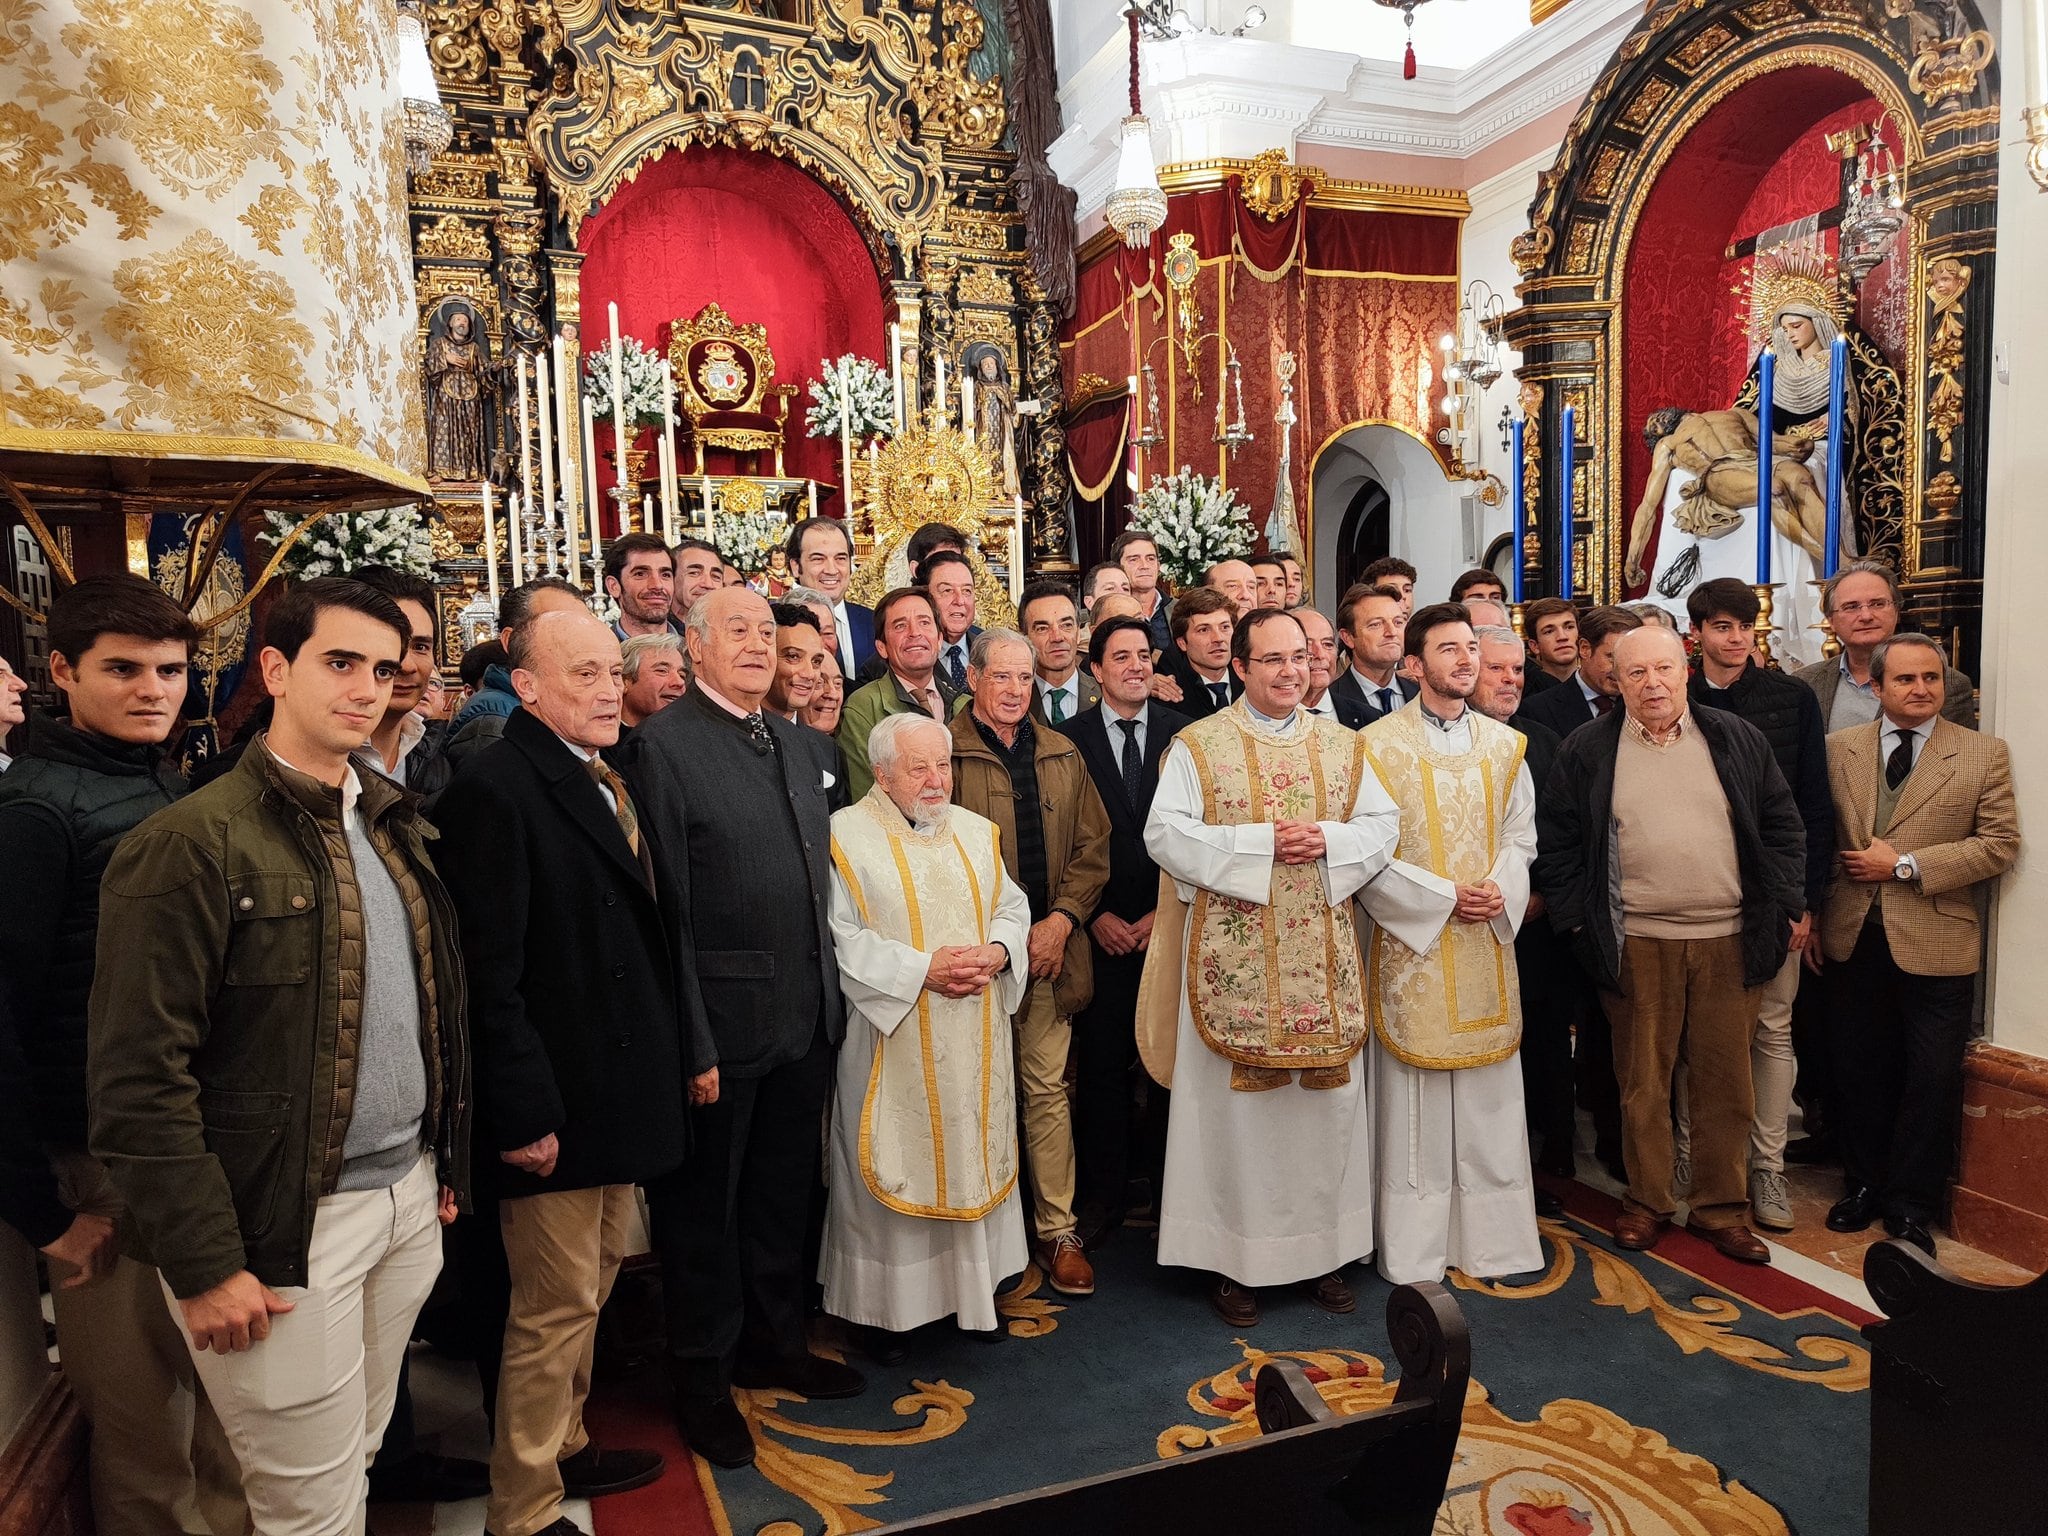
90, 578, 471, 1536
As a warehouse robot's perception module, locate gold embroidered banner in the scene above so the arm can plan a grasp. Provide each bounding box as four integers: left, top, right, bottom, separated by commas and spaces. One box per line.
0, 0, 428, 494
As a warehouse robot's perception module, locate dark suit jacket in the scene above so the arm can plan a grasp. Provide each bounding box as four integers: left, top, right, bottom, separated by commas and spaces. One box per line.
433, 709, 686, 1195
843, 601, 877, 672
1328, 669, 1416, 725
1793, 653, 1977, 731
1314, 691, 1372, 731
1508, 712, 1562, 802
621, 688, 845, 1079
1167, 652, 1242, 720
1065, 702, 1190, 921
1519, 673, 1604, 739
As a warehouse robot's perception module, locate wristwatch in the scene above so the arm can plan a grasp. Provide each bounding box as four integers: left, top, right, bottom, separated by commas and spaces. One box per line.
1892, 858, 1915, 882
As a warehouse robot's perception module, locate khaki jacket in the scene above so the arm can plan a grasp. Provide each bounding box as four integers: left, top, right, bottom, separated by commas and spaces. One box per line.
1820, 716, 2019, 975
948, 711, 1111, 1015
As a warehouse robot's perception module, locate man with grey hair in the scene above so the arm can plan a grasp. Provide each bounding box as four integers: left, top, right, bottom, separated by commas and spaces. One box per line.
621, 631, 687, 733
1463, 597, 1512, 632
949, 629, 1110, 1298
820, 712, 1032, 1340
785, 584, 839, 664
1795, 560, 1976, 731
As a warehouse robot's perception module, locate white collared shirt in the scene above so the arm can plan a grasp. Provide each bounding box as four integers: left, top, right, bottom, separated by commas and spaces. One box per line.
1349, 666, 1401, 716
1103, 700, 1151, 760
1036, 673, 1081, 722
831, 599, 855, 675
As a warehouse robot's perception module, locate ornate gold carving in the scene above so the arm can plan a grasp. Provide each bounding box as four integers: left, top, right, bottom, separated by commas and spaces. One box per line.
1906, 28, 1995, 108
910, 0, 1007, 150
423, 0, 491, 85
1924, 255, 1969, 465
849, 416, 1009, 623
493, 208, 543, 256
411, 162, 492, 203
576, 60, 674, 154
947, 207, 1018, 251
1585, 146, 1628, 202
1510, 225, 1555, 276
416, 214, 491, 261
954, 308, 1017, 378
1748, 246, 1846, 334
1564, 220, 1598, 273
1237, 148, 1326, 221
1157, 159, 1469, 217
1922, 471, 1961, 518
957, 265, 1015, 307
716, 477, 770, 518
1673, 24, 1737, 71
494, 136, 535, 193
1617, 76, 1676, 132
1847, 327, 1908, 572
1734, 0, 1799, 28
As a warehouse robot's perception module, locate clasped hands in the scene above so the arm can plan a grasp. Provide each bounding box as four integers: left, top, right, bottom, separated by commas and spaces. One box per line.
1273, 819, 1326, 866
925, 942, 1009, 998
1454, 880, 1506, 923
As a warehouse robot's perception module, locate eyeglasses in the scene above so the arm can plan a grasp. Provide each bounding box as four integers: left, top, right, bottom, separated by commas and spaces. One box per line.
1249, 651, 1310, 669
1833, 599, 1894, 617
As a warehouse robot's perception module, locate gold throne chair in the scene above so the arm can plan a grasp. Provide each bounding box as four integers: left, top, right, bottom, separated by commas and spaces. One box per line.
668, 301, 797, 476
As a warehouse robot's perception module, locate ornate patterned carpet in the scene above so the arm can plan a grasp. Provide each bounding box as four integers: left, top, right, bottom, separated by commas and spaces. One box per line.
579, 1181, 1874, 1536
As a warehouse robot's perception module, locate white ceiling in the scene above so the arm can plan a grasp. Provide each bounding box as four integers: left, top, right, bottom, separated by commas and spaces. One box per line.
1290, 0, 1536, 74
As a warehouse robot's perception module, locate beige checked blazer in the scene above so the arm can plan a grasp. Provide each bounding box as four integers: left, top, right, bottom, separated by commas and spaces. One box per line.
1820, 716, 2019, 975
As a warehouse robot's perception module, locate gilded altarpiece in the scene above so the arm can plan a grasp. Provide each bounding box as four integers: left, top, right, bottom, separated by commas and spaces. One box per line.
411, 0, 1064, 609
1499, 0, 1999, 671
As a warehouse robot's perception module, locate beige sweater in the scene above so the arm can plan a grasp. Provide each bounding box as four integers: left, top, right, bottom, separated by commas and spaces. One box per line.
1613, 720, 1742, 940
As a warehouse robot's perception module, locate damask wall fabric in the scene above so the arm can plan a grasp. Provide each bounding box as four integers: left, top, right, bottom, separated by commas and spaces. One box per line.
0, 0, 429, 492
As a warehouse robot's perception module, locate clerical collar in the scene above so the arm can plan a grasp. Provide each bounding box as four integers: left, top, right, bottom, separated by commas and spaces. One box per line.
1242, 698, 1298, 728
1417, 699, 1468, 733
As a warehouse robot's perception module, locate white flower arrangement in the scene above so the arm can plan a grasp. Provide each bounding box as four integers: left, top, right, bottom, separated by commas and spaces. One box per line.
804, 354, 896, 441
1128, 466, 1256, 588
713, 511, 785, 576
261, 505, 436, 581
584, 338, 671, 428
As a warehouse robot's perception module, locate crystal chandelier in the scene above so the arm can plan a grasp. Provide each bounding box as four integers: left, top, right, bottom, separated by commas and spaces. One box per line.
1128, 1, 1269, 38
397, 1, 453, 177
1105, 8, 1167, 250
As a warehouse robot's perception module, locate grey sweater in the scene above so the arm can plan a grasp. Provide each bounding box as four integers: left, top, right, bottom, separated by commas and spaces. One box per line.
337, 805, 428, 1190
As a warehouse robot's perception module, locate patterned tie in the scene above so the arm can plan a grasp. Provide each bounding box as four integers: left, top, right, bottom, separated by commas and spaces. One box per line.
1116, 717, 1143, 808
1048, 686, 1067, 724
1886, 727, 1915, 790
743, 709, 774, 751
589, 757, 642, 858
945, 643, 968, 693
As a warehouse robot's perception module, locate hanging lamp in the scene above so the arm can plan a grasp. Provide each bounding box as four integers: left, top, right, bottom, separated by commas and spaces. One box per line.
1375, 0, 1429, 80
1105, 8, 1168, 249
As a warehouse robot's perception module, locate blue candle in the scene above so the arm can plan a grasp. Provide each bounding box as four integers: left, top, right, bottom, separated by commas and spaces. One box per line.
1822, 335, 1847, 578
1558, 404, 1575, 600
1510, 415, 1527, 605
1756, 347, 1775, 585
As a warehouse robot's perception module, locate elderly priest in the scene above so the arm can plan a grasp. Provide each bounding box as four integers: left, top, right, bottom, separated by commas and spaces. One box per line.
821, 714, 1033, 1338
1140, 607, 1401, 1328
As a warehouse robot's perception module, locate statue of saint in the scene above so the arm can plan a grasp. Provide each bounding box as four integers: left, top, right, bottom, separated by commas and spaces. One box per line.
968, 348, 1022, 501
423, 307, 497, 483
1624, 408, 1829, 589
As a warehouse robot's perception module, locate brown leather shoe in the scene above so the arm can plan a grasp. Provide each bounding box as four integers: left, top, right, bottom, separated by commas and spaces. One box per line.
1304, 1271, 1356, 1315
1686, 1220, 1771, 1264
1209, 1276, 1260, 1327
1042, 1234, 1096, 1296
1613, 1210, 1667, 1251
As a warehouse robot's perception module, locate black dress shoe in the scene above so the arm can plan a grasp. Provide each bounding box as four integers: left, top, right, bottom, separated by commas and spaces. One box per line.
675, 1395, 755, 1469
856, 1325, 908, 1365
732, 1352, 867, 1400
1826, 1186, 1883, 1232
1536, 1146, 1578, 1181
486, 1519, 588, 1536
368, 1452, 491, 1504
1534, 1188, 1564, 1220
1884, 1215, 1937, 1256
558, 1444, 664, 1498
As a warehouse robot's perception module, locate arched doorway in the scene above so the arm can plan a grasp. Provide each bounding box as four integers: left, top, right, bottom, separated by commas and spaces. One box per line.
1310, 422, 1463, 605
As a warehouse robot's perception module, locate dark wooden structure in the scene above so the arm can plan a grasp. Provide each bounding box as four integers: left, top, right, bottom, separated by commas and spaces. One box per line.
1863, 1237, 2047, 1535
876, 1282, 1470, 1536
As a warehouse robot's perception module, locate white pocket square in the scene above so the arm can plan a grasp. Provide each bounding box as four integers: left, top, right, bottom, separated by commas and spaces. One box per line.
823, 771, 837, 788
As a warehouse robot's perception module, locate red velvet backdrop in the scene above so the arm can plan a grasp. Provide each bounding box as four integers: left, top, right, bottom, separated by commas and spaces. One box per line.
577, 145, 888, 515
1062, 182, 1460, 572
1619, 66, 1877, 593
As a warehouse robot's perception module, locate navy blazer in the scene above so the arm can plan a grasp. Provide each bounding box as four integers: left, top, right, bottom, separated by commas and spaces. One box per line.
1328, 669, 1416, 724
1518, 673, 1605, 740
1167, 651, 1242, 720
842, 601, 877, 673
1065, 702, 1191, 921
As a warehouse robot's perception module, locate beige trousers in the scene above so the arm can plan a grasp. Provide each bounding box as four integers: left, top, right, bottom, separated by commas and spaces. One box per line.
1673, 947, 1801, 1175
169, 1154, 442, 1536
487, 1184, 635, 1536
1013, 980, 1077, 1241
48, 1150, 247, 1536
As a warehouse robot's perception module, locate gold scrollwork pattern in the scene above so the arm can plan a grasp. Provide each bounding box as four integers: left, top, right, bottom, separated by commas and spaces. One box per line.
417, 214, 492, 261
1237, 147, 1326, 220
1924, 255, 1969, 465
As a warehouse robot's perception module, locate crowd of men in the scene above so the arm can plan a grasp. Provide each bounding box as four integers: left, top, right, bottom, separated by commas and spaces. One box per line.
0, 518, 2018, 1536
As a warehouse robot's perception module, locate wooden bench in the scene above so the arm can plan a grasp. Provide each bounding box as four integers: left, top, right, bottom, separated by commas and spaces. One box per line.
876, 1281, 1471, 1536
1863, 1237, 2047, 1535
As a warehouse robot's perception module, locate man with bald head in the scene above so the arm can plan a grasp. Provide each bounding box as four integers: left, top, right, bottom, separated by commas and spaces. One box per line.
1204, 559, 1259, 618
435, 607, 681, 1530
1536, 626, 1805, 1265
620, 587, 860, 1468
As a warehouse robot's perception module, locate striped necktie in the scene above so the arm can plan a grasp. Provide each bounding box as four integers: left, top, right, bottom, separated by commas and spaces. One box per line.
589, 757, 641, 857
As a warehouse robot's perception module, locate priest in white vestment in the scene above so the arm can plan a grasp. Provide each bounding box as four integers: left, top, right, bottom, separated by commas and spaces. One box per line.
1357, 604, 1543, 1285
821, 713, 1033, 1336
1138, 608, 1400, 1328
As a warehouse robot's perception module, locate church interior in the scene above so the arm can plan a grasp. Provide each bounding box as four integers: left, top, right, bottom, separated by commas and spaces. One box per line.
4, 0, 2048, 1531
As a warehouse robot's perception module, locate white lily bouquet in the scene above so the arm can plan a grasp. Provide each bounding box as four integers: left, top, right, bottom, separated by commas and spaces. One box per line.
805, 354, 896, 440
1129, 466, 1256, 588
262, 506, 436, 581
584, 338, 671, 428
713, 511, 784, 577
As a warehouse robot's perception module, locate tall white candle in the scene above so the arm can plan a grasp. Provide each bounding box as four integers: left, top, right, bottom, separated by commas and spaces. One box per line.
582, 395, 603, 569
838, 394, 854, 519
509, 490, 524, 582
535, 351, 556, 529
890, 323, 904, 431
1010, 493, 1025, 605
962, 371, 975, 447
643, 494, 654, 532
517, 357, 534, 502
551, 333, 573, 514
935, 352, 947, 426
808, 479, 819, 518
659, 357, 680, 538
702, 473, 714, 529
481, 479, 500, 609
607, 304, 629, 532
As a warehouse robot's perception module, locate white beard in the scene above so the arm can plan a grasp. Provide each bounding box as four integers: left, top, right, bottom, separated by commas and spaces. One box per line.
910, 800, 952, 837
